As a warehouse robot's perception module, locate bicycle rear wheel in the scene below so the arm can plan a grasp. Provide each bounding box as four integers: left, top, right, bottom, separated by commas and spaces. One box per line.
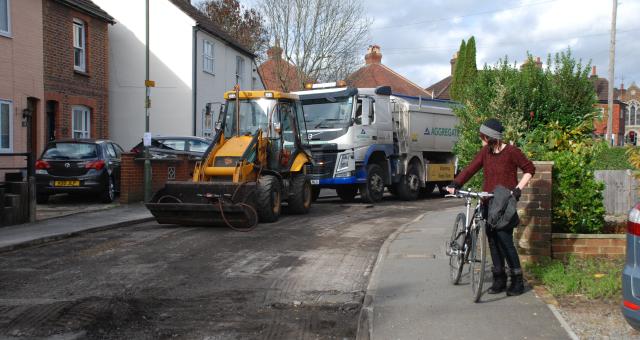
470, 221, 488, 302
449, 213, 466, 285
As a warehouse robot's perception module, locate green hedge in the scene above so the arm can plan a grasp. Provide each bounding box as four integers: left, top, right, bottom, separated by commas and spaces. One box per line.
593, 145, 634, 170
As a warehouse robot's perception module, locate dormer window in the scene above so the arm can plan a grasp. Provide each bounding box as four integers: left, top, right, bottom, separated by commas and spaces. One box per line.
73, 19, 86, 72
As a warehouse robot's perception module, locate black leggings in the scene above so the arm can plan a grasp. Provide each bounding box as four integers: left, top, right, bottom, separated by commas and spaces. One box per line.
486, 227, 521, 274
481, 204, 522, 274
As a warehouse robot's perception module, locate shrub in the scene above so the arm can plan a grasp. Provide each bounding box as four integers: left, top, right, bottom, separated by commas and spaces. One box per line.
593, 145, 633, 170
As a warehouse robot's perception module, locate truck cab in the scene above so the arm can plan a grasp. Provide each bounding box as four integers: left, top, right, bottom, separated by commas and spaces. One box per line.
295, 84, 394, 202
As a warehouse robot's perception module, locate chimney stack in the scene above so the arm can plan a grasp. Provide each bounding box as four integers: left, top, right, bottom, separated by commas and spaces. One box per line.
591, 66, 597, 78
365, 45, 382, 65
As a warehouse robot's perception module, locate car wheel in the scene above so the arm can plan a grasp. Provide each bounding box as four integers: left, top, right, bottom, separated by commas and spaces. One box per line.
101, 176, 115, 203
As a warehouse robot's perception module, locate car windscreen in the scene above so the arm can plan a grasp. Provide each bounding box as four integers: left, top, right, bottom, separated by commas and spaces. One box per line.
42, 143, 99, 160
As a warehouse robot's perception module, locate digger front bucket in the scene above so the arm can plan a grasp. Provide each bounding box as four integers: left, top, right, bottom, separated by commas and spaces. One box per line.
145, 181, 257, 227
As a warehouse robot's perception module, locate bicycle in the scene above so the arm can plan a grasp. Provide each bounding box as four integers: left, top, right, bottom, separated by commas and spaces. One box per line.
445, 189, 494, 302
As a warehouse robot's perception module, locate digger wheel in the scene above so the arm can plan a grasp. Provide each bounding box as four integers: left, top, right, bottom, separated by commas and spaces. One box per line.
288, 174, 311, 214
256, 175, 281, 223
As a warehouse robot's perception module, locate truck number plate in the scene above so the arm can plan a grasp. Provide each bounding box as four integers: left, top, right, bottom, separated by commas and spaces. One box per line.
310, 179, 319, 185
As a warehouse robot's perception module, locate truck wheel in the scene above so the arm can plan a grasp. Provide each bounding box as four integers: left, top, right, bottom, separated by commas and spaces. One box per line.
311, 187, 320, 202
256, 175, 281, 223
336, 185, 358, 202
360, 163, 385, 203
288, 174, 311, 214
396, 164, 420, 201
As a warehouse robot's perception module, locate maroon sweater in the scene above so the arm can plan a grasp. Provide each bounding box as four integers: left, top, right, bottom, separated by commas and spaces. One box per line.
453, 144, 535, 192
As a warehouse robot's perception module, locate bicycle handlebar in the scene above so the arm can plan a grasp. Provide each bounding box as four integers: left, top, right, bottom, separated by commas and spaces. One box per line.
445, 189, 494, 199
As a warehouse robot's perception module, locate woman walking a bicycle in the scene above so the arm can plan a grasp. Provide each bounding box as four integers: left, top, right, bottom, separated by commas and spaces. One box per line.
446, 118, 535, 296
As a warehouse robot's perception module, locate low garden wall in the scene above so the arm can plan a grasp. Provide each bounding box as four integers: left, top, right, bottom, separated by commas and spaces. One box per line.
552, 233, 626, 259
119, 153, 199, 203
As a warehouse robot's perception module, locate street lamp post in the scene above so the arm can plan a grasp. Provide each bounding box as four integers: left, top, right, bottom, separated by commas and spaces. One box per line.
144, 0, 152, 202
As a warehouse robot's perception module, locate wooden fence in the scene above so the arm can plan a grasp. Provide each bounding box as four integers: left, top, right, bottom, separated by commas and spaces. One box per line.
595, 170, 638, 216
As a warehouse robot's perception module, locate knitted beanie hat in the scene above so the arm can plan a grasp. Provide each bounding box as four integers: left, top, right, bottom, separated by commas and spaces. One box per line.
479, 118, 504, 140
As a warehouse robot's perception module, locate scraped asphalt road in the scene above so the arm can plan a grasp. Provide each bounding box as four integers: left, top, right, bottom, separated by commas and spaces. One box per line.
0, 193, 457, 339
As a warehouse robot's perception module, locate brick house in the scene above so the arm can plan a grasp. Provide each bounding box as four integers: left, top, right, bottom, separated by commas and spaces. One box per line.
0, 0, 45, 161
590, 66, 626, 146
347, 45, 433, 98
42, 0, 114, 145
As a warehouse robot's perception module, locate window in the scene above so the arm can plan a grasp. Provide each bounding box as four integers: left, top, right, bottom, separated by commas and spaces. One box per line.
105, 143, 117, 158
189, 140, 209, 153
203, 40, 214, 74
0, 0, 10, 36
72, 106, 90, 138
159, 139, 186, 151
0, 100, 12, 151
235, 56, 245, 87
632, 105, 637, 126
73, 19, 86, 72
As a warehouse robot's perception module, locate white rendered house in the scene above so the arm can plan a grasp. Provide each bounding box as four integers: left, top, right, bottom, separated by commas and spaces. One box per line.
93, 0, 264, 149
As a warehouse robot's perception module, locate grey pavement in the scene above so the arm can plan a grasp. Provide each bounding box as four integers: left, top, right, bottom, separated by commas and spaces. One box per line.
362, 206, 573, 340
0, 203, 152, 253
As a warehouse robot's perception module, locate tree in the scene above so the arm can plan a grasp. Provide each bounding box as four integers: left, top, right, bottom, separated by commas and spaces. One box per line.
258, 0, 371, 92
449, 39, 467, 101
197, 0, 268, 54
462, 36, 477, 90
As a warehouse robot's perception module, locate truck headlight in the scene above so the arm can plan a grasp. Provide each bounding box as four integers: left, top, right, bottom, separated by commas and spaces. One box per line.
335, 153, 353, 173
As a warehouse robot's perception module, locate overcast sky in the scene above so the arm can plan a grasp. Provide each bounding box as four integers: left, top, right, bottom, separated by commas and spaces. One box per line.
199, 0, 639, 89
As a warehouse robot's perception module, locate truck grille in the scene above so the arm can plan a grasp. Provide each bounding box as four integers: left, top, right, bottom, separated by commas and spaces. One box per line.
310, 152, 337, 178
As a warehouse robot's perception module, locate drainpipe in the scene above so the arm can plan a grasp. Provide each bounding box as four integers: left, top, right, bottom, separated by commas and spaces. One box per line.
192, 26, 200, 136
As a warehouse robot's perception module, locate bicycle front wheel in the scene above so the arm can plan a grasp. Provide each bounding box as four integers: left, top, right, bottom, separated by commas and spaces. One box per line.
449, 213, 466, 285
470, 221, 488, 302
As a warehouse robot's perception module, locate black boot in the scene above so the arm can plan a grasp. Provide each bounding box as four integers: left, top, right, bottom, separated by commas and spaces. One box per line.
507, 273, 525, 296
488, 269, 507, 294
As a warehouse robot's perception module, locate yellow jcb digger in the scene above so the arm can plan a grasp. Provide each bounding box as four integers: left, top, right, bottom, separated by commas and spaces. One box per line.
145, 87, 313, 229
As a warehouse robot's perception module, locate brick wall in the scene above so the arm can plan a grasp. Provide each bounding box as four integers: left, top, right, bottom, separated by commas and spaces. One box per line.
515, 161, 553, 263
552, 234, 626, 259
120, 153, 198, 203
43, 0, 110, 140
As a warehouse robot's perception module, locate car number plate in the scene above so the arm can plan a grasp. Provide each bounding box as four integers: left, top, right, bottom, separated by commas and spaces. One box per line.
54, 180, 80, 187
310, 179, 319, 185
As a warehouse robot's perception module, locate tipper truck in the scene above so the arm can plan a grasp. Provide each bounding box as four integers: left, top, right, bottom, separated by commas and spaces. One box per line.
294, 84, 458, 203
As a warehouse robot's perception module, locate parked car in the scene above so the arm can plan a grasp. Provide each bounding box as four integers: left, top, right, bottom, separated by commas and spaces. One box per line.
623, 203, 640, 330
130, 135, 212, 159
35, 139, 124, 204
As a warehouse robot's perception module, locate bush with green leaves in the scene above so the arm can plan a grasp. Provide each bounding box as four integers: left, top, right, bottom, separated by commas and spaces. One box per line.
453, 49, 606, 233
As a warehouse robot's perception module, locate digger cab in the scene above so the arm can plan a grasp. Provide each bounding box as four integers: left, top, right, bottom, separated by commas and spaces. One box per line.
217, 90, 310, 173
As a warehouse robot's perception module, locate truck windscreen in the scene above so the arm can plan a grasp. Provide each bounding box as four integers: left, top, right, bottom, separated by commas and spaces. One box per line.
301, 96, 353, 130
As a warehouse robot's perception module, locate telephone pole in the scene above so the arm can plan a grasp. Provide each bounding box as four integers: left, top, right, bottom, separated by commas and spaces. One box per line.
606, 0, 617, 146
144, 0, 152, 202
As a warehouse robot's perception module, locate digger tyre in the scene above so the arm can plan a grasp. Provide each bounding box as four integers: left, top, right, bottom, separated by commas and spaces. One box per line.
256, 175, 281, 223
288, 174, 312, 214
